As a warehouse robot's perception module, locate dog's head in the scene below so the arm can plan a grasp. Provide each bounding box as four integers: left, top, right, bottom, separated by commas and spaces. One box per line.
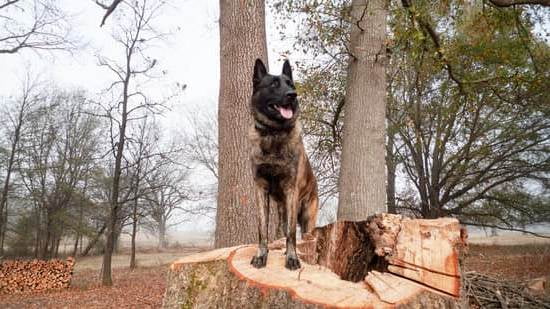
251, 59, 298, 129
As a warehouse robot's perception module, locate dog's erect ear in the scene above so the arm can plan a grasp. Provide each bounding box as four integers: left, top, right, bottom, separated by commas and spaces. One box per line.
282, 59, 293, 81
253, 59, 267, 89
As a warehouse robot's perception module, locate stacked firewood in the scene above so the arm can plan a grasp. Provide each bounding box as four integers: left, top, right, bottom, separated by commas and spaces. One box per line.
0, 257, 75, 294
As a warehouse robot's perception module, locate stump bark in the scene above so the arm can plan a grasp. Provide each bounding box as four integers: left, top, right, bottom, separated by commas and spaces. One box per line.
163, 214, 467, 308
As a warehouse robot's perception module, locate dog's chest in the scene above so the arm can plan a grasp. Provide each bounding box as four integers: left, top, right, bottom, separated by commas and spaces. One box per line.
251, 134, 298, 177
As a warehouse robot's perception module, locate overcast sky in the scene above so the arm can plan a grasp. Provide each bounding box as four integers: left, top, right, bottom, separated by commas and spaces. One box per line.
0, 0, 295, 236
0, 0, 290, 131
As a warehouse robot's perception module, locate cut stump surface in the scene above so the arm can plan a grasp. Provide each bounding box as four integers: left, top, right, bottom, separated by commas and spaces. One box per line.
163, 214, 467, 308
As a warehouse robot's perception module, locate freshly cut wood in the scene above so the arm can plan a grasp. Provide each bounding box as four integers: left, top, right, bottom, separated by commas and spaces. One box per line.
385, 218, 464, 295
365, 270, 422, 303
163, 214, 466, 308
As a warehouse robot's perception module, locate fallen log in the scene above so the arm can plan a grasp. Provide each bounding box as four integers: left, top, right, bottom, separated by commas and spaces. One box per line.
163, 214, 467, 308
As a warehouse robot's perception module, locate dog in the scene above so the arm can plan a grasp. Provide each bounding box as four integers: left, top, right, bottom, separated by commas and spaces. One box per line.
249, 59, 319, 270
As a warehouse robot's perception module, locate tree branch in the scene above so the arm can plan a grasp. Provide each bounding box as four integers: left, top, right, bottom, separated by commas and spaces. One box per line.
461, 221, 550, 238
96, 0, 123, 27
0, 0, 21, 10
487, 0, 550, 7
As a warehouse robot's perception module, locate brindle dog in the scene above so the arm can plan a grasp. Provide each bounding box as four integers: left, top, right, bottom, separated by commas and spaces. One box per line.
249, 59, 318, 270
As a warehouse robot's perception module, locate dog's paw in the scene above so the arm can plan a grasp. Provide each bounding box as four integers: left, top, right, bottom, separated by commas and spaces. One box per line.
285, 255, 301, 270
250, 254, 268, 268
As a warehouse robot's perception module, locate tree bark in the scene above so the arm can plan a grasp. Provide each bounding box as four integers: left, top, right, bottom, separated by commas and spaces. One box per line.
54, 236, 61, 258
130, 150, 143, 269
215, 0, 269, 248
0, 204, 7, 255
337, 0, 388, 220
130, 203, 138, 269
81, 223, 106, 257
102, 92, 127, 284
164, 214, 465, 308
158, 218, 167, 249
72, 233, 79, 257
33, 207, 41, 258
386, 129, 397, 214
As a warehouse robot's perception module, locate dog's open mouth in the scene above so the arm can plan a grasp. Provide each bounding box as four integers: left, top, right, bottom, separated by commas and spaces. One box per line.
273, 104, 294, 119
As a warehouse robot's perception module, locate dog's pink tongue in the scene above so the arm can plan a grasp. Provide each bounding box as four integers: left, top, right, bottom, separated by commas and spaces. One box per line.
277, 106, 293, 119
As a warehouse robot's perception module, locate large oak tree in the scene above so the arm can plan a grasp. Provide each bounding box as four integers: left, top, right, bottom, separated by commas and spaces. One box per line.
337, 0, 388, 220
215, 0, 269, 248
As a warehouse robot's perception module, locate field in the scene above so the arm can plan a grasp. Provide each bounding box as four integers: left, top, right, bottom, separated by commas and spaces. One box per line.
1, 238, 549, 308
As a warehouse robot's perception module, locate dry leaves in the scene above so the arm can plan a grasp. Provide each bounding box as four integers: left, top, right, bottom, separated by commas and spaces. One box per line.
0, 266, 166, 308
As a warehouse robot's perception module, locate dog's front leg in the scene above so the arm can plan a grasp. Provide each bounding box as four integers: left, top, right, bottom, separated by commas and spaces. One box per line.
284, 189, 301, 270
276, 202, 287, 239
251, 186, 269, 268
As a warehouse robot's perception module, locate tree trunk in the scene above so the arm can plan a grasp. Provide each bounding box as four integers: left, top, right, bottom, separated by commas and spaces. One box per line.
79, 233, 83, 255
130, 202, 138, 269
163, 214, 465, 308
40, 217, 52, 259
102, 47, 131, 285
54, 236, 61, 258
215, 0, 269, 248
386, 130, 397, 214
0, 204, 7, 254
81, 223, 106, 257
158, 219, 167, 249
113, 222, 123, 254
130, 142, 144, 269
73, 184, 85, 258
337, 0, 388, 220
72, 233, 79, 257
33, 207, 41, 258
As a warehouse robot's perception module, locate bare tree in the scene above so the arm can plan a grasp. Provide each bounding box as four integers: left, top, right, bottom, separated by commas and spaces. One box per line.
183, 111, 218, 180
143, 162, 191, 249
125, 115, 161, 269
92, 0, 169, 286
179, 110, 219, 222
0, 0, 75, 54
127, 119, 149, 269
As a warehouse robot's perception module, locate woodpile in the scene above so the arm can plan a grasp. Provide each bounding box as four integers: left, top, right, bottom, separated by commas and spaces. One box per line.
0, 257, 75, 294
163, 214, 468, 308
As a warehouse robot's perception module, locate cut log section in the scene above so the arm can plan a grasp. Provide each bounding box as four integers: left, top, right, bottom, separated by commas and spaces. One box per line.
163, 214, 467, 308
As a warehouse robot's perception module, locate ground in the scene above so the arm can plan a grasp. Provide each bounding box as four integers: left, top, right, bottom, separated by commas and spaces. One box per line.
1, 240, 549, 308
464, 243, 550, 282
0, 247, 206, 309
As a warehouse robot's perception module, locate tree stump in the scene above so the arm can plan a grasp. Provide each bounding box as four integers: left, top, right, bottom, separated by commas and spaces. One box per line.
163, 214, 467, 308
